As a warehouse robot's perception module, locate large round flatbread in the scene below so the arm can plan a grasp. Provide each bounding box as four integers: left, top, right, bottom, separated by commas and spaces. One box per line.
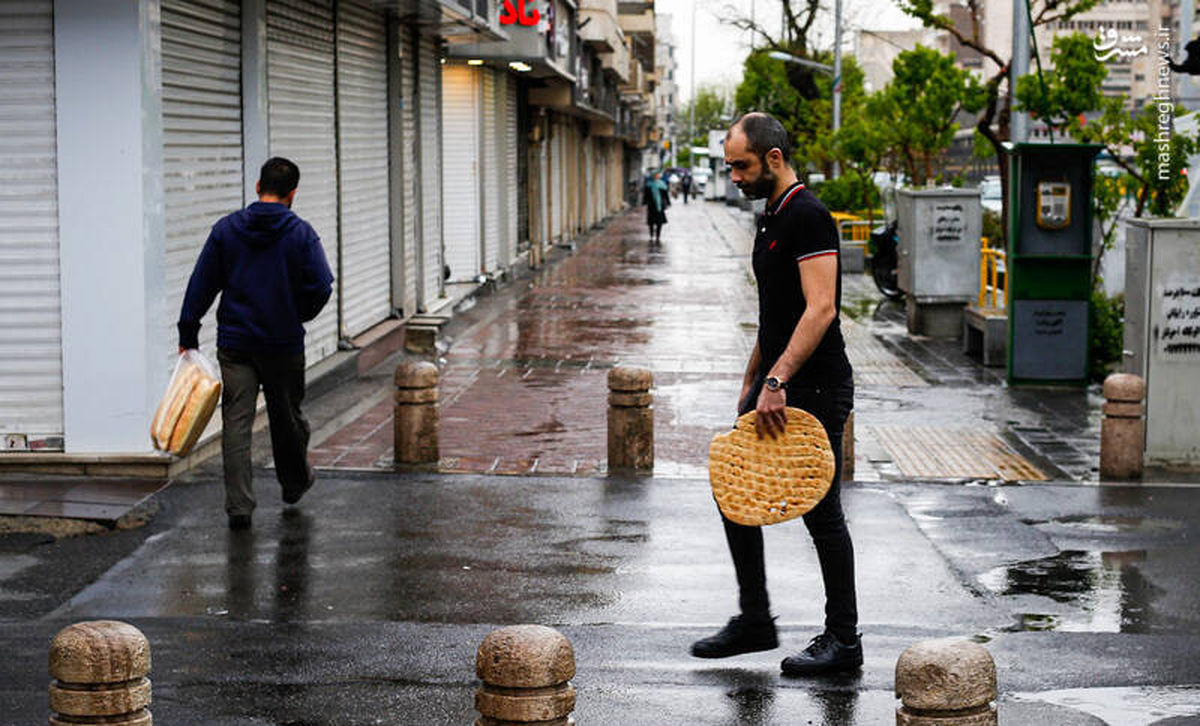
709, 407, 835, 526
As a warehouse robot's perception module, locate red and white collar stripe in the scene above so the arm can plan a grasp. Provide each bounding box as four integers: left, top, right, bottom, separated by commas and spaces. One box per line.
769, 183, 805, 215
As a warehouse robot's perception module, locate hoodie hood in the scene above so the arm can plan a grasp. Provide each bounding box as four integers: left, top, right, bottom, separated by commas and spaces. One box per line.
231, 201, 302, 248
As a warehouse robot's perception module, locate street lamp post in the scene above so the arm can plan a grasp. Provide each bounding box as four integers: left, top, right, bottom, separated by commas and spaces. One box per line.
767, 47, 841, 178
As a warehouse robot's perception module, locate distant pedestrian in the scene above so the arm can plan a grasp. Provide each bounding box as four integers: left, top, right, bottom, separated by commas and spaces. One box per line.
681, 170, 693, 204
644, 170, 670, 243
178, 157, 334, 531
690, 112, 859, 676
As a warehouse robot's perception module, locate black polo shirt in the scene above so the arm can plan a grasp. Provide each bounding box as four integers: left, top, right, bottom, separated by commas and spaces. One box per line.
751, 182, 852, 385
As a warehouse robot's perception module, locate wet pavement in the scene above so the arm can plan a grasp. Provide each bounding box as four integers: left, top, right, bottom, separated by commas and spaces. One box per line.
3, 200, 1200, 724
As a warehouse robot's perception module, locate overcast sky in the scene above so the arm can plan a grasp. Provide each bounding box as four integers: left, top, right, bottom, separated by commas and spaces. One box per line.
654, 0, 921, 104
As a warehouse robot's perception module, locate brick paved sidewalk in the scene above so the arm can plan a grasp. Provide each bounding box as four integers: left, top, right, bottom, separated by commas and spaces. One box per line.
311, 201, 761, 476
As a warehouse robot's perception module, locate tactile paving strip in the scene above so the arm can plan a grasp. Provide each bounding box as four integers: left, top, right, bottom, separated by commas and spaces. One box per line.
869, 424, 1047, 481
843, 320, 927, 387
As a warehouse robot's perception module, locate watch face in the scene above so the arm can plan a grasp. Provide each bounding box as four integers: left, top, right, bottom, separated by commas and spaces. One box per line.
766, 377, 782, 391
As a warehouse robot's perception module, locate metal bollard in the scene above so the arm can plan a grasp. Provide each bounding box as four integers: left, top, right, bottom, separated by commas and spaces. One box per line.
49, 620, 152, 726
474, 625, 576, 725
842, 411, 855, 480
394, 361, 439, 465
607, 367, 653, 472
1100, 373, 1146, 479
895, 638, 997, 725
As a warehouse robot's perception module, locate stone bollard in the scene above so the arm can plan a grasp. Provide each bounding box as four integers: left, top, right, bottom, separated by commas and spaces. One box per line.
1100, 373, 1146, 479
474, 625, 576, 725
49, 620, 152, 726
842, 411, 855, 481
394, 361, 439, 465
607, 367, 653, 472
895, 638, 997, 726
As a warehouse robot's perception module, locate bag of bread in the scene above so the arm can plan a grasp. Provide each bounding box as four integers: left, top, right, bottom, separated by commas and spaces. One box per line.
151, 350, 223, 456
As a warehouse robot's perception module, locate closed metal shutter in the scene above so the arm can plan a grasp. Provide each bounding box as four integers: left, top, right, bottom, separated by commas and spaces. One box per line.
396, 24, 418, 317
505, 74, 519, 260
335, 0, 390, 337
162, 0, 242, 374
417, 33, 443, 306
267, 0, 339, 362
0, 0, 62, 444
481, 68, 500, 274
550, 117, 563, 241
440, 64, 480, 282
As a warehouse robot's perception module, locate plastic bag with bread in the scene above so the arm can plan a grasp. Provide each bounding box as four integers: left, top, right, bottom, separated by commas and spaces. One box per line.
708, 407, 835, 526
151, 350, 222, 456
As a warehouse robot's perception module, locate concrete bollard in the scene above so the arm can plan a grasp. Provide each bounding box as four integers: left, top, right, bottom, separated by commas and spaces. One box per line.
895, 638, 997, 725
474, 625, 576, 725
394, 361, 439, 465
842, 411, 855, 480
1100, 373, 1146, 479
607, 367, 653, 472
49, 620, 152, 726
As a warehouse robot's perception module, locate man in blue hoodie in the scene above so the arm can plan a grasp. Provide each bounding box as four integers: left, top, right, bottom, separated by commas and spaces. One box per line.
178, 157, 334, 530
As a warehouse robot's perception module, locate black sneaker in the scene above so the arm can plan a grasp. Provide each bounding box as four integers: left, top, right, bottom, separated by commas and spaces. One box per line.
228, 514, 252, 531
780, 632, 863, 676
690, 615, 779, 659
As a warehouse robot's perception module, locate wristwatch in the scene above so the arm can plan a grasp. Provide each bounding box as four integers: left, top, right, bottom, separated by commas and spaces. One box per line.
765, 376, 787, 392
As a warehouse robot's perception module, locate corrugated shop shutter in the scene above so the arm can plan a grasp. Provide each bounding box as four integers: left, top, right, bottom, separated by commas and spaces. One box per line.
417, 33, 443, 307
0, 0, 62, 446
505, 74, 519, 259
161, 0, 242, 373
396, 24, 418, 317
550, 117, 563, 241
335, 0, 390, 337
267, 0, 339, 362
440, 64, 480, 283
480, 68, 500, 274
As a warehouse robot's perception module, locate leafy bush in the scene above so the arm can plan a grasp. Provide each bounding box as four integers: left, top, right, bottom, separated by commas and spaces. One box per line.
814, 172, 880, 213
1089, 289, 1124, 383
982, 209, 1004, 249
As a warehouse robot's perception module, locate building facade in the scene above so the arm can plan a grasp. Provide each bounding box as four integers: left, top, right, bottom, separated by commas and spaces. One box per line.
0, 0, 665, 465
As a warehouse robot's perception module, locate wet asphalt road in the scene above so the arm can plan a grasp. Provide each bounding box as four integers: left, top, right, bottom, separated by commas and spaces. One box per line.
3, 202, 1200, 724
3, 469, 1200, 724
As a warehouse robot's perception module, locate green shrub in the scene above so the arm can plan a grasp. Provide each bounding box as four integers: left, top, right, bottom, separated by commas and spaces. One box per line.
815, 172, 881, 213
981, 209, 1004, 248
1089, 288, 1124, 383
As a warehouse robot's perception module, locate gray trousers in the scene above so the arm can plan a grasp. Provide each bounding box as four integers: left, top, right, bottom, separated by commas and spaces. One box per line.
217, 348, 312, 516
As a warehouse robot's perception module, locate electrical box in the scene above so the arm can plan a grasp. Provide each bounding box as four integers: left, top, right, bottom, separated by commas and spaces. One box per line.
896, 187, 982, 336
1124, 219, 1200, 466
1006, 143, 1102, 385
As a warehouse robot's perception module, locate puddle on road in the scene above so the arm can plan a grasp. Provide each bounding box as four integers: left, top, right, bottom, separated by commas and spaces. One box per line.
1011, 685, 1200, 726
979, 549, 1162, 632
1023, 515, 1182, 537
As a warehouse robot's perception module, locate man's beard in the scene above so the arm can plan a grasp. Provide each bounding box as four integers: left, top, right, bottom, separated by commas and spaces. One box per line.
738, 164, 776, 200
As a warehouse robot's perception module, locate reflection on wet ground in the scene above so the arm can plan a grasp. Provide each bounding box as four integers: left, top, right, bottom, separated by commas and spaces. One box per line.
981, 550, 1161, 633
1012, 684, 1200, 726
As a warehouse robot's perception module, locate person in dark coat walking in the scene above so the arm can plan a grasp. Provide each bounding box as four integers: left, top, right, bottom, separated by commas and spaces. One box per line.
644, 170, 670, 243
178, 157, 334, 530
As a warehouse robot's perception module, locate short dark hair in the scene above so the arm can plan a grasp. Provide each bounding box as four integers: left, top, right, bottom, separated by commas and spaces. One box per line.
730, 112, 792, 164
259, 157, 300, 197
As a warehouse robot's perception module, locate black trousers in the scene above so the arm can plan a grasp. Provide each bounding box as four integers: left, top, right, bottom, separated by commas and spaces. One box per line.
217, 348, 312, 516
721, 374, 857, 641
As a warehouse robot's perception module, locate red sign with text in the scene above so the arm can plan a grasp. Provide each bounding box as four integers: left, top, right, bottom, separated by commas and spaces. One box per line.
500, 0, 540, 26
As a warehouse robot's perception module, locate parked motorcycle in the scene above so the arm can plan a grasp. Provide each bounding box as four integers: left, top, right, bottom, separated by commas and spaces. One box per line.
869, 185, 904, 300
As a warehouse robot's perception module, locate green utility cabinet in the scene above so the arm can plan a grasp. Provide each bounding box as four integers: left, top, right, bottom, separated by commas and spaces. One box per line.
1006, 143, 1102, 386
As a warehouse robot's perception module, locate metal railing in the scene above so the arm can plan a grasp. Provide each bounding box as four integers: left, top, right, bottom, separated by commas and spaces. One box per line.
838, 219, 874, 243
978, 236, 1007, 310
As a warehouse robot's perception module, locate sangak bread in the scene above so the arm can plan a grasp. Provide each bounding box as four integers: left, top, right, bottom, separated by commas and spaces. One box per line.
152, 364, 201, 450
708, 407, 835, 526
166, 376, 221, 456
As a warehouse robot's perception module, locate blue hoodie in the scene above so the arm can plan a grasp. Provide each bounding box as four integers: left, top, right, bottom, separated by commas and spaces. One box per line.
178, 202, 334, 354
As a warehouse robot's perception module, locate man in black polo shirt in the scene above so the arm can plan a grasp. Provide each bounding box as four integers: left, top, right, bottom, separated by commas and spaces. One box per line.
690, 112, 860, 676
